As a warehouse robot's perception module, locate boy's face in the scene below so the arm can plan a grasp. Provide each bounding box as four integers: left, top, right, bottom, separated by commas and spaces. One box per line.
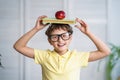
48, 28, 72, 54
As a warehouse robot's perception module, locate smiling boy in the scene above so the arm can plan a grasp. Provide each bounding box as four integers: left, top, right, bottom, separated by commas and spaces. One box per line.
13, 15, 111, 80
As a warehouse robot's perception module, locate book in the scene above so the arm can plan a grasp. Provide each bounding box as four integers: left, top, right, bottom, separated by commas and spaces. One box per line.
42, 18, 75, 24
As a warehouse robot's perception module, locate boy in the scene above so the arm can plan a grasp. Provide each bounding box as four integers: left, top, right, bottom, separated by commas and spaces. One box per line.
13, 15, 111, 80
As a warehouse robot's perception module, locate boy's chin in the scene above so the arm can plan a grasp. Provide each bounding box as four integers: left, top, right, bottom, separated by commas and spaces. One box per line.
56, 48, 68, 54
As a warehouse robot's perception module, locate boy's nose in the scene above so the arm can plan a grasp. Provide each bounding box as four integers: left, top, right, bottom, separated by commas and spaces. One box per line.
58, 36, 63, 42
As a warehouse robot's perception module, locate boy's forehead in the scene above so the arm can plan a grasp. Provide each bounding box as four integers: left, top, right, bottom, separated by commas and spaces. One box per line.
51, 29, 68, 35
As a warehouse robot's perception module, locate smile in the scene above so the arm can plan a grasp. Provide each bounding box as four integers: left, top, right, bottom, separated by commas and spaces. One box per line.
57, 43, 66, 47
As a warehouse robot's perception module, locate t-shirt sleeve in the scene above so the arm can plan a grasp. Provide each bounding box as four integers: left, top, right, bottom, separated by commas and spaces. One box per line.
79, 52, 90, 67
34, 49, 46, 64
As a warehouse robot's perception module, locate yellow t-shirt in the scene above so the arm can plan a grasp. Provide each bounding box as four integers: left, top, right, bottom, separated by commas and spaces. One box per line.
34, 49, 90, 80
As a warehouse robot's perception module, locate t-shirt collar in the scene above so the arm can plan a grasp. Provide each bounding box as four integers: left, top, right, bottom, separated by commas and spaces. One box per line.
53, 50, 71, 59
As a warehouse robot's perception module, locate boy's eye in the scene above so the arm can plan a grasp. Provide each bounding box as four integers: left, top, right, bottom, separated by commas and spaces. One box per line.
61, 33, 69, 38
62, 33, 69, 37
51, 35, 58, 39
50, 35, 59, 41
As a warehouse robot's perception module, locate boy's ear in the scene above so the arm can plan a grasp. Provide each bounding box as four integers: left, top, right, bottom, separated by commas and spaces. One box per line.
69, 35, 73, 40
69, 34, 72, 38
48, 38, 52, 45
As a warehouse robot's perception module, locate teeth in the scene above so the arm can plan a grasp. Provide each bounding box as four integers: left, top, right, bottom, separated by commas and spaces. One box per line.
58, 44, 65, 47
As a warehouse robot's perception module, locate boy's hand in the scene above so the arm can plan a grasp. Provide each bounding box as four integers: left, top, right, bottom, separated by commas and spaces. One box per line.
35, 15, 49, 30
75, 18, 90, 35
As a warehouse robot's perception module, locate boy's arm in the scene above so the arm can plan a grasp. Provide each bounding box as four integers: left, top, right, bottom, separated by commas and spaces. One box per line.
13, 15, 48, 58
75, 18, 111, 62
86, 31, 111, 62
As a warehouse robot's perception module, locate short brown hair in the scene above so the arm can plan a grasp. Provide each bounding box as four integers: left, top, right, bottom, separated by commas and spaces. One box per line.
45, 23, 73, 36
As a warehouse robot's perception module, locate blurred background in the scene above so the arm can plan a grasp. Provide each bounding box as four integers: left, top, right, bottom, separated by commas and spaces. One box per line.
0, 0, 120, 80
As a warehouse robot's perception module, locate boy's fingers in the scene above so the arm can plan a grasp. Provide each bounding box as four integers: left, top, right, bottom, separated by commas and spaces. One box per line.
45, 23, 50, 26
37, 15, 47, 25
75, 18, 80, 21
38, 15, 47, 21
80, 20, 87, 26
75, 18, 87, 27
40, 15, 47, 18
75, 23, 81, 30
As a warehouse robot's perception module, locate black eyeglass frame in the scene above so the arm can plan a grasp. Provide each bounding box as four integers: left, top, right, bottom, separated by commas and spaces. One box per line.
48, 32, 72, 42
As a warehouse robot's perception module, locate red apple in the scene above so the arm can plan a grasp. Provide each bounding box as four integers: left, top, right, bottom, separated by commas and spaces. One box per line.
55, 10, 66, 19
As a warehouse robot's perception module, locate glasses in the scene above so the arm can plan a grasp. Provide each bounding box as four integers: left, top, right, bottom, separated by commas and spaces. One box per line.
48, 32, 72, 42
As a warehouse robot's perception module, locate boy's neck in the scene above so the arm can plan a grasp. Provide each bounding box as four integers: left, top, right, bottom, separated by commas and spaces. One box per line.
54, 49, 68, 55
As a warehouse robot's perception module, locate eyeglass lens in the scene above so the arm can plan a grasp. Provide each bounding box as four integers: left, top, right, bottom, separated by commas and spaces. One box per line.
49, 32, 71, 42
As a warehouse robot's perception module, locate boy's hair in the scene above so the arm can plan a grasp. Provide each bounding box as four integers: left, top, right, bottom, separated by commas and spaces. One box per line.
45, 23, 73, 36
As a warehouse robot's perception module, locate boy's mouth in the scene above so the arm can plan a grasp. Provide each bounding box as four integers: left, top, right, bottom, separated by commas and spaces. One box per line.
57, 43, 66, 47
